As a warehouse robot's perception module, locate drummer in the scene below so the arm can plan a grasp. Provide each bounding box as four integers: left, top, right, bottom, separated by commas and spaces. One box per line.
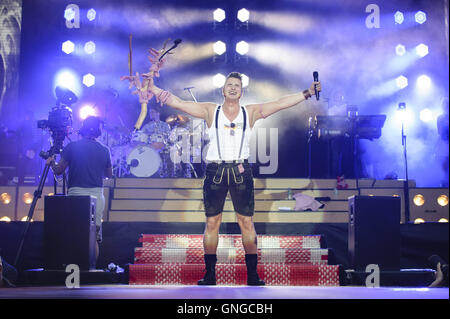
141, 107, 171, 151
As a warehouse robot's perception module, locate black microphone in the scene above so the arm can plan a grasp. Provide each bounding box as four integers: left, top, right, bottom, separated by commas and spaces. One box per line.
159, 39, 183, 61
313, 71, 319, 101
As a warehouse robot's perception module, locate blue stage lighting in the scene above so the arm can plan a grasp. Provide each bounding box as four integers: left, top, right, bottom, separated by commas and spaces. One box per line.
394, 11, 404, 24
84, 41, 96, 54
79, 104, 97, 119
395, 44, 406, 56
419, 108, 433, 122
213, 41, 226, 55
237, 8, 250, 23
213, 8, 225, 22
415, 11, 427, 24
87, 9, 96, 21
236, 41, 249, 55
416, 75, 432, 93
82, 73, 95, 87
54, 69, 81, 96
62, 40, 75, 54
396, 75, 408, 89
415, 43, 429, 57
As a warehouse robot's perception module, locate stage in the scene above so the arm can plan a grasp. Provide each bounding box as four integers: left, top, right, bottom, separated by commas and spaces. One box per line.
0, 284, 448, 299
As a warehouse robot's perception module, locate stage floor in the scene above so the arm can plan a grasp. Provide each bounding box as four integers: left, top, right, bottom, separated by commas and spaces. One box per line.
0, 285, 448, 299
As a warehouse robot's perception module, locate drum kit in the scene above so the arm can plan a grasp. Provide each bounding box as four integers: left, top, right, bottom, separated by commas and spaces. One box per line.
102, 114, 205, 178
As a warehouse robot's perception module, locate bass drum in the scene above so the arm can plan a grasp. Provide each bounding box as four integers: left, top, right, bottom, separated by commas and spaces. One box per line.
126, 145, 161, 177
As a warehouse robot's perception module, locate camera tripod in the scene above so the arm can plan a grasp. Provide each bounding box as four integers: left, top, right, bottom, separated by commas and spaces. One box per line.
13, 146, 66, 268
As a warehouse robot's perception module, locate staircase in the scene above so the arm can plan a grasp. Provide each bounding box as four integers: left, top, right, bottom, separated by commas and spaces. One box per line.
128, 234, 341, 286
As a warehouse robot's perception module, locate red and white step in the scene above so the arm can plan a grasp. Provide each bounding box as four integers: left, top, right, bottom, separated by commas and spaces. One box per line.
139, 234, 322, 249
134, 247, 329, 265
129, 263, 340, 286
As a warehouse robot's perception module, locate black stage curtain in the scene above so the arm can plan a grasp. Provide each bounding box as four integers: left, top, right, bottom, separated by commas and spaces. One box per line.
0, 222, 448, 271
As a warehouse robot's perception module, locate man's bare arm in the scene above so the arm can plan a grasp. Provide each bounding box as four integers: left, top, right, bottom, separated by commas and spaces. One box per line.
148, 77, 215, 124
247, 81, 321, 127
46, 156, 69, 175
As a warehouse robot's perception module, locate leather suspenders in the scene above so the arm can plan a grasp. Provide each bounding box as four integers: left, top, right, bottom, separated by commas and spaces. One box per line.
215, 105, 247, 160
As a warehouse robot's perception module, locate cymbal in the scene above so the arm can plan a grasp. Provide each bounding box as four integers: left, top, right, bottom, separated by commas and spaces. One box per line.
165, 114, 190, 125
165, 114, 178, 125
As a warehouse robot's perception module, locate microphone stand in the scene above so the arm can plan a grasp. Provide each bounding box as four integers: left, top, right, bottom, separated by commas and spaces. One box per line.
401, 114, 411, 223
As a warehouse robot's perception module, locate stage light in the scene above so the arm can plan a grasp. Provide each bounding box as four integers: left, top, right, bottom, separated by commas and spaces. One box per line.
395, 44, 406, 56
438, 218, 448, 223
87, 8, 96, 21
84, 41, 96, 54
437, 195, 448, 206
415, 44, 429, 58
237, 8, 250, 22
0, 216, 11, 222
55, 69, 79, 94
416, 75, 432, 93
21, 216, 33, 222
64, 7, 76, 21
213, 8, 225, 22
396, 75, 408, 89
236, 41, 249, 55
419, 108, 433, 122
23, 193, 33, 204
414, 218, 425, 224
1, 193, 11, 204
82, 73, 95, 87
213, 41, 226, 55
79, 105, 96, 120
415, 11, 427, 24
213, 73, 226, 88
241, 74, 249, 88
395, 107, 413, 125
394, 11, 404, 24
413, 194, 425, 206
62, 40, 75, 54
47, 192, 54, 196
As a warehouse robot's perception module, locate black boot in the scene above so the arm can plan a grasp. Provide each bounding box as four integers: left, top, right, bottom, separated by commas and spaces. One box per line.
197, 254, 217, 285
245, 254, 265, 286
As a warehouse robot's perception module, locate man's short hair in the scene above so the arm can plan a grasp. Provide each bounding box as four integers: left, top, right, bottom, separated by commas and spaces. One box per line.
226, 72, 243, 83
79, 116, 103, 138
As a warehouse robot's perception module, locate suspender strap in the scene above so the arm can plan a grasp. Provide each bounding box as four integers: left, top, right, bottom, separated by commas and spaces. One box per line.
215, 105, 222, 160
215, 105, 247, 161
238, 106, 247, 159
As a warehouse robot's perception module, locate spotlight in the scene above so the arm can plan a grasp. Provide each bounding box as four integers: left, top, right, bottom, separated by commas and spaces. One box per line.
79, 105, 96, 120
396, 75, 408, 89
212, 73, 226, 88
62, 40, 75, 54
213, 8, 226, 22
87, 8, 96, 21
84, 41, 96, 54
0, 216, 11, 222
415, 44, 429, 58
0, 193, 11, 204
413, 194, 425, 206
415, 11, 427, 24
437, 195, 449, 207
236, 41, 249, 55
23, 193, 33, 204
213, 41, 226, 55
237, 8, 250, 23
438, 218, 448, 223
241, 74, 249, 88
395, 44, 406, 56
416, 75, 432, 93
82, 73, 95, 87
21, 216, 33, 222
394, 11, 404, 24
54, 69, 80, 95
395, 105, 413, 125
419, 108, 433, 122
414, 218, 425, 224
64, 7, 76, 21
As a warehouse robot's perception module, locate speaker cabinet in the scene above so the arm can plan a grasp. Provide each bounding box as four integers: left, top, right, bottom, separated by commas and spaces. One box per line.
44, 195, 96, 270
348, 195, 401, 271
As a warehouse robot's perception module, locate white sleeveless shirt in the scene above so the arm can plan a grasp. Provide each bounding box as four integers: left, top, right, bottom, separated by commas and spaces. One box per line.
205, 105, 252, 161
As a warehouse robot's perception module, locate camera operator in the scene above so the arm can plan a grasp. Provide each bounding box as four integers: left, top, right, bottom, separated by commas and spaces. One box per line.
46, 116, 112, 265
